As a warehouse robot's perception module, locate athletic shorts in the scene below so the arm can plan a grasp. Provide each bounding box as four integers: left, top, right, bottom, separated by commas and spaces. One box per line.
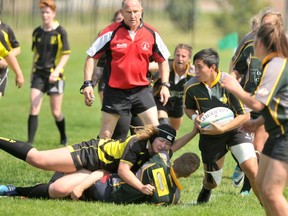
155, 97, 183, 118
82, 174, 112, 202
102, 85, 155, 116
262, 134, 288, 163
31, 71, 64, 95
0, 67, 8, 95
199, 128, 253, 164
66, 138, 100, 171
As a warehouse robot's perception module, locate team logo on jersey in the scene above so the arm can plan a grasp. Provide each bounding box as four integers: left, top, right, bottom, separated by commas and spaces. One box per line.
257, 87, 270, 97
141, 42, 150, 51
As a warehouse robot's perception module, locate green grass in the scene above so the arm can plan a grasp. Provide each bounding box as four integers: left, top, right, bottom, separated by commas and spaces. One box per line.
0, 14, 267, 216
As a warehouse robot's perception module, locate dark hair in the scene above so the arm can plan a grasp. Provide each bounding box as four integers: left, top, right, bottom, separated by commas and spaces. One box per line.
193, 48, 219, 69
256, 22, 288, 58
112, 9, 122, 22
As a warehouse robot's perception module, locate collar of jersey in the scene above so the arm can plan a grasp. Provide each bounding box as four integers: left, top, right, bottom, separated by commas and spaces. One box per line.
262, 52, 278, 67
170, 167, 183, 191
172, 61, 190, 78
203, 69, 221, 88
121, 19, 144, 30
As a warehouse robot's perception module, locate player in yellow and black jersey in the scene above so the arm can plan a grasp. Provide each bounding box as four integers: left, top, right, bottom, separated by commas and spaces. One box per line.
28, 0, 71, 145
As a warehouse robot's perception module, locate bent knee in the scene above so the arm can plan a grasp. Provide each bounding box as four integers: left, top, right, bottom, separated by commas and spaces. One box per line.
49, 183, 71, 199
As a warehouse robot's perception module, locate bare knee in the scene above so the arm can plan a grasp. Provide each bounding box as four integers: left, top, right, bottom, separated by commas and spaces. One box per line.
49, 182, 71, 199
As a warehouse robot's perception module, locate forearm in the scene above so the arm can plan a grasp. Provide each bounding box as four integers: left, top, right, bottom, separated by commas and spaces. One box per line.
118, 162, 143, 191
158, 60, 169, 83
75, 170, 107, 192
84, 56, 98, 81
171, 129, 198, 152
54, 54, 70, 74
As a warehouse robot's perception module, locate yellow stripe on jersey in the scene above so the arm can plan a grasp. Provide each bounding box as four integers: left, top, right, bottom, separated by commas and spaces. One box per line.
98, 136, 135, 164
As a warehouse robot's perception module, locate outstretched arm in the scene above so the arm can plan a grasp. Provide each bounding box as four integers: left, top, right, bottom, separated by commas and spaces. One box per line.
171, 126, 198, 152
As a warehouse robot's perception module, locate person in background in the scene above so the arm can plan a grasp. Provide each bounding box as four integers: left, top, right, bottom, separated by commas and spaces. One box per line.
152, 43, 194, 131
0, 20, 24, 98
28, 0, 71, 145
220, 21, 288, 216
229, 7, 284, 196
81, 0, 170, 139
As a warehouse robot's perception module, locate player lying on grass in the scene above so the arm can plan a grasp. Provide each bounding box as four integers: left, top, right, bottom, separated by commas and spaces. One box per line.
0, 124, 198, 196
0, 152, 200, 205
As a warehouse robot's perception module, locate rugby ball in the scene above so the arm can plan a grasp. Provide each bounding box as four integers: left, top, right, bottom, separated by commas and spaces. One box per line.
200, 107, 234, 129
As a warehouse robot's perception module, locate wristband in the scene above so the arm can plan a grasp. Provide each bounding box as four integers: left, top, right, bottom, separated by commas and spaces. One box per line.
79, 80, 94, 94
191, 114, 198, 121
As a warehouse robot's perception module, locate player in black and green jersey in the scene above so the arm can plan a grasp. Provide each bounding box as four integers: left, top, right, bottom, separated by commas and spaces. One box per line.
184, 48, 261, 204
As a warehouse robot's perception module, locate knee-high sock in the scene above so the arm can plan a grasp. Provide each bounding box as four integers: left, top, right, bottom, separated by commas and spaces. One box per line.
28, 115, 38, 144
16, 183, 51, 199
55, 118, 66, 140
0, 137, 33, 161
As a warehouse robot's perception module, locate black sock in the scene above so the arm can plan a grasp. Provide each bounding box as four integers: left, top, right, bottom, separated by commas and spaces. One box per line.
28, 115, 38, 144
240, 175, 251, 192
16, 183, 51, 199
0, 137, 33, 161
55, 118, 66, 141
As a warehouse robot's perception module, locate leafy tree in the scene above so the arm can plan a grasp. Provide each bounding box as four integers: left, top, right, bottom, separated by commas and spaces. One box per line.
213, 0, 269, 39
165, 0, 196, 32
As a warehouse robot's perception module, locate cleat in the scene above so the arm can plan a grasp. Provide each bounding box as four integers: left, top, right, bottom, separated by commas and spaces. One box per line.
240, 190, 250, 196
0, 185, 17, 196
232, 165, 244, 187
197, 187, 212, 204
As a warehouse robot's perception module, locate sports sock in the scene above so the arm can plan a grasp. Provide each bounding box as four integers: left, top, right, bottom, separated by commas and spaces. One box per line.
0, 137, 33, 161
28, 114, 38, 144
16, 183, 51, 198
55, 118, 67, 141
240, 175, 251, 192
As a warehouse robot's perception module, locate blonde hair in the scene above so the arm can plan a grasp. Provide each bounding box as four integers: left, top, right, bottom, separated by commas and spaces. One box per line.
259, 7, 283, 26
132, 125, 158, 141
39, 0, 56, 12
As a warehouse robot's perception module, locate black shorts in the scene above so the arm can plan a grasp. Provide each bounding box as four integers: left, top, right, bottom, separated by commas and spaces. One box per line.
31, 71, 65, 95
155, 97, 184, 118
102, 85, 155, 116
67, 139, 100, 171
0, 67, 8, 95
199, 128, 253, 164
262, 134, 288, 163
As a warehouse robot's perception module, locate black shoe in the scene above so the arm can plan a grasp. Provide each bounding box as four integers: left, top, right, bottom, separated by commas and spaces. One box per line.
197, 187, 212, 204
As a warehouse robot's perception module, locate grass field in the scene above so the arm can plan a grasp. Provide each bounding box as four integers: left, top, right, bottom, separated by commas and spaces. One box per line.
0, 13, 269, 216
